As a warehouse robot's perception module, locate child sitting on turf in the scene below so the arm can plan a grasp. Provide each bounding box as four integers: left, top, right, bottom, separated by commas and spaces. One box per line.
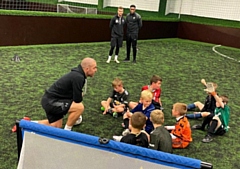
129, 75, 163, 110
122, 90, 155, 135
201, 93, 230, 143
101, 78, 129, 117
186, 79, 218, 120
149, 109, 172, 153
165, 103, 192, 149
114, 112, 149, 148
188, 80, 222, 130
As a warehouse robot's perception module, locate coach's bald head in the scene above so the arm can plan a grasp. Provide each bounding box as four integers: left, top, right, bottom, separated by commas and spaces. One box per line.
81, 57, 97, 77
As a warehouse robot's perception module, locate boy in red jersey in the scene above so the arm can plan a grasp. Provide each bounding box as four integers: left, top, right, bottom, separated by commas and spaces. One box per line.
129, 75, 162, 110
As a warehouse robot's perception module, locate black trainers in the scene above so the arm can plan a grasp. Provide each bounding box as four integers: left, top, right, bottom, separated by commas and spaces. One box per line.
123, 58, 130, 62
202, 135, 213, 143
132, 60, 136, 64
192, 124, 204, 130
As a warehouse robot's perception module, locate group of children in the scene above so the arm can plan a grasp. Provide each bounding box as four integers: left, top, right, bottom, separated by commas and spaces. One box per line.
100, 76, 230, 153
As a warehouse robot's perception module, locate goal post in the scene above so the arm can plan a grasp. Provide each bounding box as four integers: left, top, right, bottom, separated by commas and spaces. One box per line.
57, 3, 97, 14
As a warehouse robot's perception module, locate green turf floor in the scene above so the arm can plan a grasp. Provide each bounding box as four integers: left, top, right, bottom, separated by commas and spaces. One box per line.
0, 38, 239, 169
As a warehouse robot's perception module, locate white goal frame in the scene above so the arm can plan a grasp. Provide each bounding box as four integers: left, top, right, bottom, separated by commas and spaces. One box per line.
57, 4, 97, 14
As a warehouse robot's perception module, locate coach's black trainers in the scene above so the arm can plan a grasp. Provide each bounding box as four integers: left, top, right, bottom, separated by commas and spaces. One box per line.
132, 60, 136, 64
202, 135, 213, 143
123, 58, 130, 62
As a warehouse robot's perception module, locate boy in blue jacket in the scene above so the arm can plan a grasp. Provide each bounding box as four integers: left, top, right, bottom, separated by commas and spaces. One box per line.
122, 90, 155, 135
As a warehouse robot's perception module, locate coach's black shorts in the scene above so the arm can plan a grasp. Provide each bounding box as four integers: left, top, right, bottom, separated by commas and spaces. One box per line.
41, 93, 72, 123
110, 37, 123, 47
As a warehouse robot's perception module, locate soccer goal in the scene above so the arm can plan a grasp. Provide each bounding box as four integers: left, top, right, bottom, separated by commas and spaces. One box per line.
16, 120, 213, 169
57, 4, 97, 14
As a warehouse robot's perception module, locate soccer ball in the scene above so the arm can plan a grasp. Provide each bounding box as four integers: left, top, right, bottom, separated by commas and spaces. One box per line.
74, 115, 83, 126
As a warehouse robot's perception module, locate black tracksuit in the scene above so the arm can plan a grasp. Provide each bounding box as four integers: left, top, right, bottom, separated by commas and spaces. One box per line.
125, 12, 142, 61
109, 15, 125, 38
109, 15, 125, 56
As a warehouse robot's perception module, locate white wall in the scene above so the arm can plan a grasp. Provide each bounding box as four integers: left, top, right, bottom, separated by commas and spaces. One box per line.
103, 0, 160, 12
166, 0, 240, 21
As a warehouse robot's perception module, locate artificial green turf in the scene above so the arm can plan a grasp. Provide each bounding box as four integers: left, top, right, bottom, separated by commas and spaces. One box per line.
0, 38, 240, 169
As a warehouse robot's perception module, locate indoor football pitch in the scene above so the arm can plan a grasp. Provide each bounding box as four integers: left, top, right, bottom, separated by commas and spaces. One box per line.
0, 38, 239, 169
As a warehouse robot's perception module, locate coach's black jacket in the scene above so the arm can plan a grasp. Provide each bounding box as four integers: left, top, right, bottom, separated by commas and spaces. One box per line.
126, 12, 142, 35
109, 14, 125, 38
46, 65, 86, 103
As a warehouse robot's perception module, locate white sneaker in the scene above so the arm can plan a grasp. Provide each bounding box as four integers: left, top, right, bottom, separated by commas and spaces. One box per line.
122, 129, 130, 136
114, 59, 120, 63
106, 59, 111, 63
74, 115, 82, 126
113, 135, 123, 142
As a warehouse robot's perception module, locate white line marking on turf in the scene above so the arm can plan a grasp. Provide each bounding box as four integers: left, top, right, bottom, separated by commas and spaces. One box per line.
212, 45, 240, 63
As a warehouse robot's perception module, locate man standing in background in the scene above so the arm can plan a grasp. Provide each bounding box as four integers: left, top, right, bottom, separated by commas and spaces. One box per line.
106, 6, 125, 64
124, 5, 142, 63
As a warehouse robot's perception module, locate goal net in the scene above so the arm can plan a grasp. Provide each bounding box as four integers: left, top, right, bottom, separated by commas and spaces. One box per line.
57, 3, 97, 14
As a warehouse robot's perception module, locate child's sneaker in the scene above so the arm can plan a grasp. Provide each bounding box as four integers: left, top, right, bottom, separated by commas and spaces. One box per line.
192, 124, 204, 130
202, 134, 213, 143
107, 108, 113, 115
12, 117, 31, 132
113, 135, 123, 142
122, 129, 130, 136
